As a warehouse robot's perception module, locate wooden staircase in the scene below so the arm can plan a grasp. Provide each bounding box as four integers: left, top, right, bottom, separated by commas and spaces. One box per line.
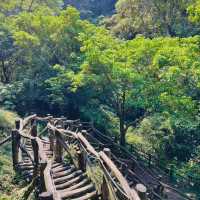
18, 136, 99, 200
52, 162, 97, 200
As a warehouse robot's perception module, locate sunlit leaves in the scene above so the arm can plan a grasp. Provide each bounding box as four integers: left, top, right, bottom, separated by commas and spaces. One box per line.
13, 31, 40, 48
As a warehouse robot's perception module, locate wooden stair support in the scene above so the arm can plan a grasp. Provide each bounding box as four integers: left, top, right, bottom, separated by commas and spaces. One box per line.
12, 129, 21, 170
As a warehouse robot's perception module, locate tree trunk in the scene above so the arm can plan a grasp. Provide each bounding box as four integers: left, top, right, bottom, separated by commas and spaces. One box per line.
120, 116, 126, 146
119, 91, 126, 146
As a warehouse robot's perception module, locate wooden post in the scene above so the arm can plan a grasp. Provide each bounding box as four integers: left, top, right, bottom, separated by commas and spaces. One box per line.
30, 118, 36, 126
40, 160, 47, 193
12, 129, 21, 170
135, 184, 147, 200
77, 150, 86, 172
63, 121, 68, 130
60, 116, 66, 128
31, 123, 37, 137
31, 123, 38, 177
39, 192, 53, 200
81, 130, 87, 135
47, 114, 53, 124
15, 120, 21, 130
54, 128, 63, 163
101, 176, 109, 200
78, 123, 83, 132
32, 138, 39, 177
103, 148, 111, 158
101, 147, 111, 200
48, 129, 54, 152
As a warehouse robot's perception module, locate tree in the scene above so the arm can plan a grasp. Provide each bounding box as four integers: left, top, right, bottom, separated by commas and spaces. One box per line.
0, 0, 63, 15
105, 0, 198, 38
7, 6, 88, 114
77, 26, 145, 145
0, 22, 17, 83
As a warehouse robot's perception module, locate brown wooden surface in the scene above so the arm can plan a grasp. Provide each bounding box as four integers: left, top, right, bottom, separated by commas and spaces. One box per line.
99, 151, 140, 200
12, 129, 21, 169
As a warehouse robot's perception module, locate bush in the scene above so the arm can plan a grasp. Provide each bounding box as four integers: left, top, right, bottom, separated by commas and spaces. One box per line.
0, 109, 18, 130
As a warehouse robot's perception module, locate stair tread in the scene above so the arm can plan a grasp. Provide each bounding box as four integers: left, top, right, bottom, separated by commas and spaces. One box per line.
60, 183, 95, 198
54, 170, 83, 184
52, 165, 74, 173
56, 173, 87, 190
59, 178, 90, 192
53, 166, 76, 178
70, 190, 97, 200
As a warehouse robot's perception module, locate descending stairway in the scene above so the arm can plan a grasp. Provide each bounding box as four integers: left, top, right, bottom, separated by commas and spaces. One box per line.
17, 139, 34, 180
18, 137, 99, 200
51, 162, 98, 200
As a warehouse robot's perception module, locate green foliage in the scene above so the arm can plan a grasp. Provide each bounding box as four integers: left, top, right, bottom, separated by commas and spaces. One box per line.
188, 0, 200, 23
105, 0, 199, 38
0, 0, 200, 193
0, 109, 18, 129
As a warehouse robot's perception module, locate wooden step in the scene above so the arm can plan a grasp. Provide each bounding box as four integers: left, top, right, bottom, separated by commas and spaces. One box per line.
60, 183, 95, 199
52, 165, 74, 173
53, 166, 76, 178
71, 190, 98, 200
52, 162, 65, 169
18, 164, 34, 170
59, 178, 90, 192
54, 170, 83, 185
56, 173, 87, 190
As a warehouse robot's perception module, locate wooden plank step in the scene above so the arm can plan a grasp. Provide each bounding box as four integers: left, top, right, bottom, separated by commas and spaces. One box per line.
56, 173, 87, 190
54, 170, 83, 185
52, 162, 65, 168
59, 178, 90, 192
70, 190, 98, 200
19, 165, 34, 170
18, 162, 33, 166
53, 166, 76, 178
60, 183, 95, 199
52, 165, 74, 173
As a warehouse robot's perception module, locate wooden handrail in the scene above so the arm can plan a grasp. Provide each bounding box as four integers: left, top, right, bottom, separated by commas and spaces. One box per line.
99, 151, 140, 200
21, 114, 37, 130
0, 135, 11, 146
77, 132, 99, 157
43, 161, 62, 200
13, 116, 143, 200
47, 122, 140, 200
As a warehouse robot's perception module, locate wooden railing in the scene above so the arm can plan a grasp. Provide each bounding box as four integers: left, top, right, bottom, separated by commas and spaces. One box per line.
9, 115, 142, 200
47, 122, 141, 200
62, 119, 194, 200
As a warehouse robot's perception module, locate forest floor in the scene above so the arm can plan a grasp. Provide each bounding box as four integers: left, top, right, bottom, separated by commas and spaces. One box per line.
0, 143, 36, 200
0, 143, 29, 200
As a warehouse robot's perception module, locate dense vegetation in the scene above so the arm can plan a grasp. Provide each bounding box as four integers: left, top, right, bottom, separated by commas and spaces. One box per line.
1, 0, 200, 196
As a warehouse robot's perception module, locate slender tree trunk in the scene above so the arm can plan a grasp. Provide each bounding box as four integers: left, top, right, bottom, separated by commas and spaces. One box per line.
1, 60, 9, 83
119, 91, 126, 146
120, 116, 126, 146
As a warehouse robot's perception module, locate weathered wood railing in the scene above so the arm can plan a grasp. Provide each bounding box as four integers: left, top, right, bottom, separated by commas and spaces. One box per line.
10, 114, 142, 200
47, 122, 141, 200
62, 118, 194, 200
0, 114, 194, 200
